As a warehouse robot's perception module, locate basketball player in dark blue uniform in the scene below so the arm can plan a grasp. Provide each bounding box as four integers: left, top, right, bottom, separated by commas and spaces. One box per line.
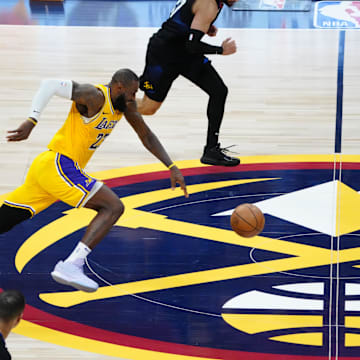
138, 0, 240, 167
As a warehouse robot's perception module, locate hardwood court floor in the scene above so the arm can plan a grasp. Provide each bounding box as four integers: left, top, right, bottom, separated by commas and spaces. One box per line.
1, 26, 358, 196
0, 24, 360, 360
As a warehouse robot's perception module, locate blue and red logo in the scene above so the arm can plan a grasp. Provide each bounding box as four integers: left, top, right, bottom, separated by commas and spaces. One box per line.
314, 1, 360, 29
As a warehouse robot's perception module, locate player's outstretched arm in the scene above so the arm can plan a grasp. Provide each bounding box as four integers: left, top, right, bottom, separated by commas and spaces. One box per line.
7, 79, 73, 142
6, 80, 104, 142
124, 101, 188, 198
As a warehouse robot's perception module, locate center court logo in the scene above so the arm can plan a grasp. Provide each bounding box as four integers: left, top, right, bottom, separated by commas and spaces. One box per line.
314, 1, 360, 28
3, 155, 360, 359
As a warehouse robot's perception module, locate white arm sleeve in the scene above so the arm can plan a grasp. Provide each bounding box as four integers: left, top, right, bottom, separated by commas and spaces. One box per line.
28, 79, 73, 121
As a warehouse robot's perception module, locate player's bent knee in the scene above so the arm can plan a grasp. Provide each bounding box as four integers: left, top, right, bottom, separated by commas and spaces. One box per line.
0, 204, 32, 234
223, 84, 228, 98
112, 200, 124, 219
138, 97, 162, 116
140, 106, 159, 116
208, 82, 228, 101
103, 198, 124, 223
217, 83, 228, 99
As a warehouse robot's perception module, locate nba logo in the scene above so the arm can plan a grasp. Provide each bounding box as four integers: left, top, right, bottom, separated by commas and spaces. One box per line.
261, 0, 286, 10
314, 1, 360, 28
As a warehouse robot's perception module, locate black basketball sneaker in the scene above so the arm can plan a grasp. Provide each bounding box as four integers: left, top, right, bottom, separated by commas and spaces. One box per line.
200, 143, 240, 167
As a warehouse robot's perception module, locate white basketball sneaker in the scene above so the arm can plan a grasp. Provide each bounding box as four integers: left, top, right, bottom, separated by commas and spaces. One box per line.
51, 260, 99, 293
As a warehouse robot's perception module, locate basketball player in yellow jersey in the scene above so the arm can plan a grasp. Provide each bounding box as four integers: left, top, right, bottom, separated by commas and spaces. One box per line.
0, 69, 188, 293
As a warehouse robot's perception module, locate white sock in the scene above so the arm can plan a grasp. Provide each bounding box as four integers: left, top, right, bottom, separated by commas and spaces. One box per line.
64, 242, 91, 267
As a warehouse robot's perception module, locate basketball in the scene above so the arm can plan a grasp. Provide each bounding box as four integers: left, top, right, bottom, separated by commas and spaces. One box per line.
230, 203, 265, 238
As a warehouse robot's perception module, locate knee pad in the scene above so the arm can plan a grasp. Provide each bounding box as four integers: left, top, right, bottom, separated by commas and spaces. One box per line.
0, 204, 32, 234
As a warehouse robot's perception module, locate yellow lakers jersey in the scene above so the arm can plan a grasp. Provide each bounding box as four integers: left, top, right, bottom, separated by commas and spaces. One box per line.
48, 84, 123, 168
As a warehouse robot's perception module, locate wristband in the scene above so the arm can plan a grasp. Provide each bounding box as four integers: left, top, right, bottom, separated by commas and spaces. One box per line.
186, 29, 223, 55
168, 163, 176, 170
27, 117, 38, 126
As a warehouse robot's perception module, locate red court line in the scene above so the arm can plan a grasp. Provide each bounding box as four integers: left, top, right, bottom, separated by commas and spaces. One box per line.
21, 303, 331, 360
104, 162, 359, 188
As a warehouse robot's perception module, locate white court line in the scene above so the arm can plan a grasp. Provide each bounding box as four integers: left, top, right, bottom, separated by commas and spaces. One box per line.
328, 153, 337, 360
85, 258, 222, 318
335, 154, 343, 360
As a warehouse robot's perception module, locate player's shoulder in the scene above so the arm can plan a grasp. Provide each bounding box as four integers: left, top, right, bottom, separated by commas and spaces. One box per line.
72, 82, 104, 105
72, 82, 100, 96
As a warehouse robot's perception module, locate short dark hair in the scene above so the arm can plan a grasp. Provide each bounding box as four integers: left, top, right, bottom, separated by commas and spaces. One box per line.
0, 290, 25, 322
110, 69, 139, 87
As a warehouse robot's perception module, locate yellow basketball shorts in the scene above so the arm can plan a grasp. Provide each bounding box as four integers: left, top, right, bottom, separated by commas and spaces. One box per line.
4, 150, 102, 216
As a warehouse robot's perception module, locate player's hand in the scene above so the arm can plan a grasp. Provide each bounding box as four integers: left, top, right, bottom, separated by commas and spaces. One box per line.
7, 119, 35, 141
221, 38, 237, 55
170, 166, 188, 198
207, 25, 218, 37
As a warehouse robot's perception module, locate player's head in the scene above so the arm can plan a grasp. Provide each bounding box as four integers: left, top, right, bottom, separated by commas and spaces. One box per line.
223, 0, 238, 7
0, 290, 25, 329
109, 69, 139, 112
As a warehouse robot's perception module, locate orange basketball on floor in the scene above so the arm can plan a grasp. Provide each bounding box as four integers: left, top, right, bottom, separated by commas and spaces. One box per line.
230, 203, 265, 238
